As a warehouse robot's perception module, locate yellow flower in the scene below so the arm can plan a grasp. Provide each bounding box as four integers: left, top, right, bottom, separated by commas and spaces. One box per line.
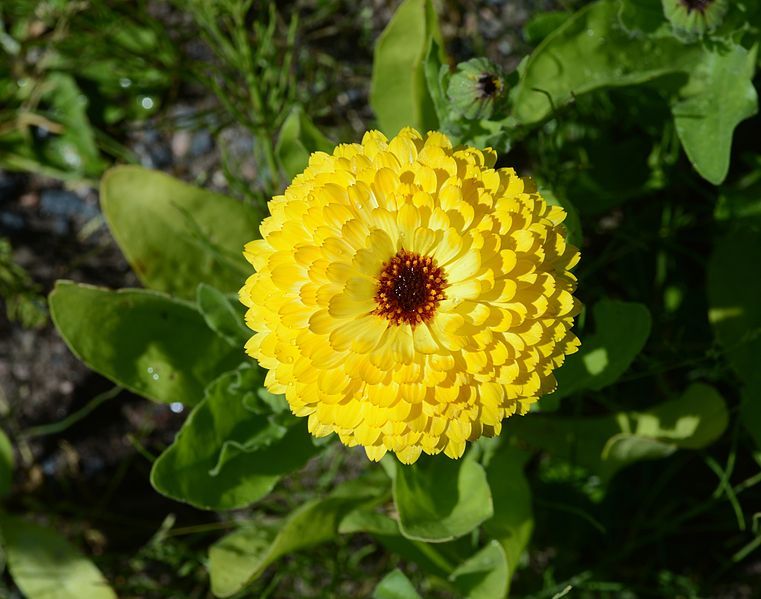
240, 128, 580, 464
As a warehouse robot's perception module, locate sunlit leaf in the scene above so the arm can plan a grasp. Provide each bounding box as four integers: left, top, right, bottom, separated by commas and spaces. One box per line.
100, 165, 264, 299
150, 365, 318, 510
209, 473, 389, 597
672, 43, 758, 185
512, 0, 701, 125
546, 300, 652, 408
449, 540, 508, 599
0, 515, 116, 599
373, 569, 422, 599
49, 281, 241, 406
511, 383, 728, 480
394, 451, 493, 542
370, 0, 442, 136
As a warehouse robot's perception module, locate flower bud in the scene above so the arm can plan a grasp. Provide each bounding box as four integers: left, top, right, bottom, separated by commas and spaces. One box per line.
662, 0, 728, 38
445, 58, 506, 121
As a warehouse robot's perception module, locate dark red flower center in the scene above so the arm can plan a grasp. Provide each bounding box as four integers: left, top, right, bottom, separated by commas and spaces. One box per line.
477, 73, 500, 99
374, 249, 447, 327
680, 0, 712, 12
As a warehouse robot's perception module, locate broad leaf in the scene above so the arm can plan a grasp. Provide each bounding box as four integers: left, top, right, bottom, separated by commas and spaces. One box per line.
0, 428, 13, 498
0, 515, 116, 599
546, 300, 652, 408
483, 445, 533, 594
511, 383, 728, 481
449, 540, 508, 599
100, 165, 264, 299
672, 43, 758, 185
275, 106, 334, 179
196, 284, 249, 347
394, 451, 493, 542
49, 281, 241, 406
209, 473, 389, 597
150, 365, 318, 510
512, 0, 701, 125
373, 569, 422, 599
370, 0, 441, 136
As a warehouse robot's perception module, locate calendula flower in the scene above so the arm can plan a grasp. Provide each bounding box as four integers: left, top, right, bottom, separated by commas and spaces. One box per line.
240, 128, 580, 464
446, 58, 507, 121
662, 0, 728, 38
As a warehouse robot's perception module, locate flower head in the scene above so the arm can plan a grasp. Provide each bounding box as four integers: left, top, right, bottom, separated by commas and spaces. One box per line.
662, 0, 728, 38
446, 58, 507, 121
240, 128, 580, 464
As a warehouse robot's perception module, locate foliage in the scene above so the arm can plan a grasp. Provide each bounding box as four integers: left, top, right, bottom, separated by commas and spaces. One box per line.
1, 0, 760, 597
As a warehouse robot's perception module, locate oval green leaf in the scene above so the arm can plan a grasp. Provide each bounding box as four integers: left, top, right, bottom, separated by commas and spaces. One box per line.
394, 451, 493, 543
370, 0, 441, 136
100, 165, 264, 299
49, 281, 242, 406
0, 515, 116, 599
671, 44, 758, 185
150, 365, 319, 510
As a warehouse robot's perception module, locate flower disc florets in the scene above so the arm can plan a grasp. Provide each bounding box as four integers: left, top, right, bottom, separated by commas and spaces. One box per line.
240, 128, 581, 464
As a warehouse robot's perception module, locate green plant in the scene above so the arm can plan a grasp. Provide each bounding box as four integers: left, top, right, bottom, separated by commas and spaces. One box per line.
13, 0, 761, 597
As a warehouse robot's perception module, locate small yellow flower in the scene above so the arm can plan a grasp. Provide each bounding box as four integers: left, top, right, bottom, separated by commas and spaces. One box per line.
240, 128, 580, 464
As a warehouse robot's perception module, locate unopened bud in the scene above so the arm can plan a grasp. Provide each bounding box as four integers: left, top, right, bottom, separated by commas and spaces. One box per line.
446, 58, 507, 121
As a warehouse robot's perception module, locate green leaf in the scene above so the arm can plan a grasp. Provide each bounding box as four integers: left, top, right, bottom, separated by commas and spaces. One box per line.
196, 284, 249, 347
671, 43, 758, 185
275, 106, 334, 179
511, 383, 728, 481
49, 281, 241, 406
373, 569, 422, 599
449, 540, 509, 599
370, 0, 442, 136
209, 473, 389, 597
512, 0, 701, 125
546, 300, 651, 408
100, 165, 264, 299
483, 445, 533, 594
150, 365, 318, 510
0, 515, 116, 599
617, 0, 669, 36
394, 451, 493, 542
0, 428, 13, 498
